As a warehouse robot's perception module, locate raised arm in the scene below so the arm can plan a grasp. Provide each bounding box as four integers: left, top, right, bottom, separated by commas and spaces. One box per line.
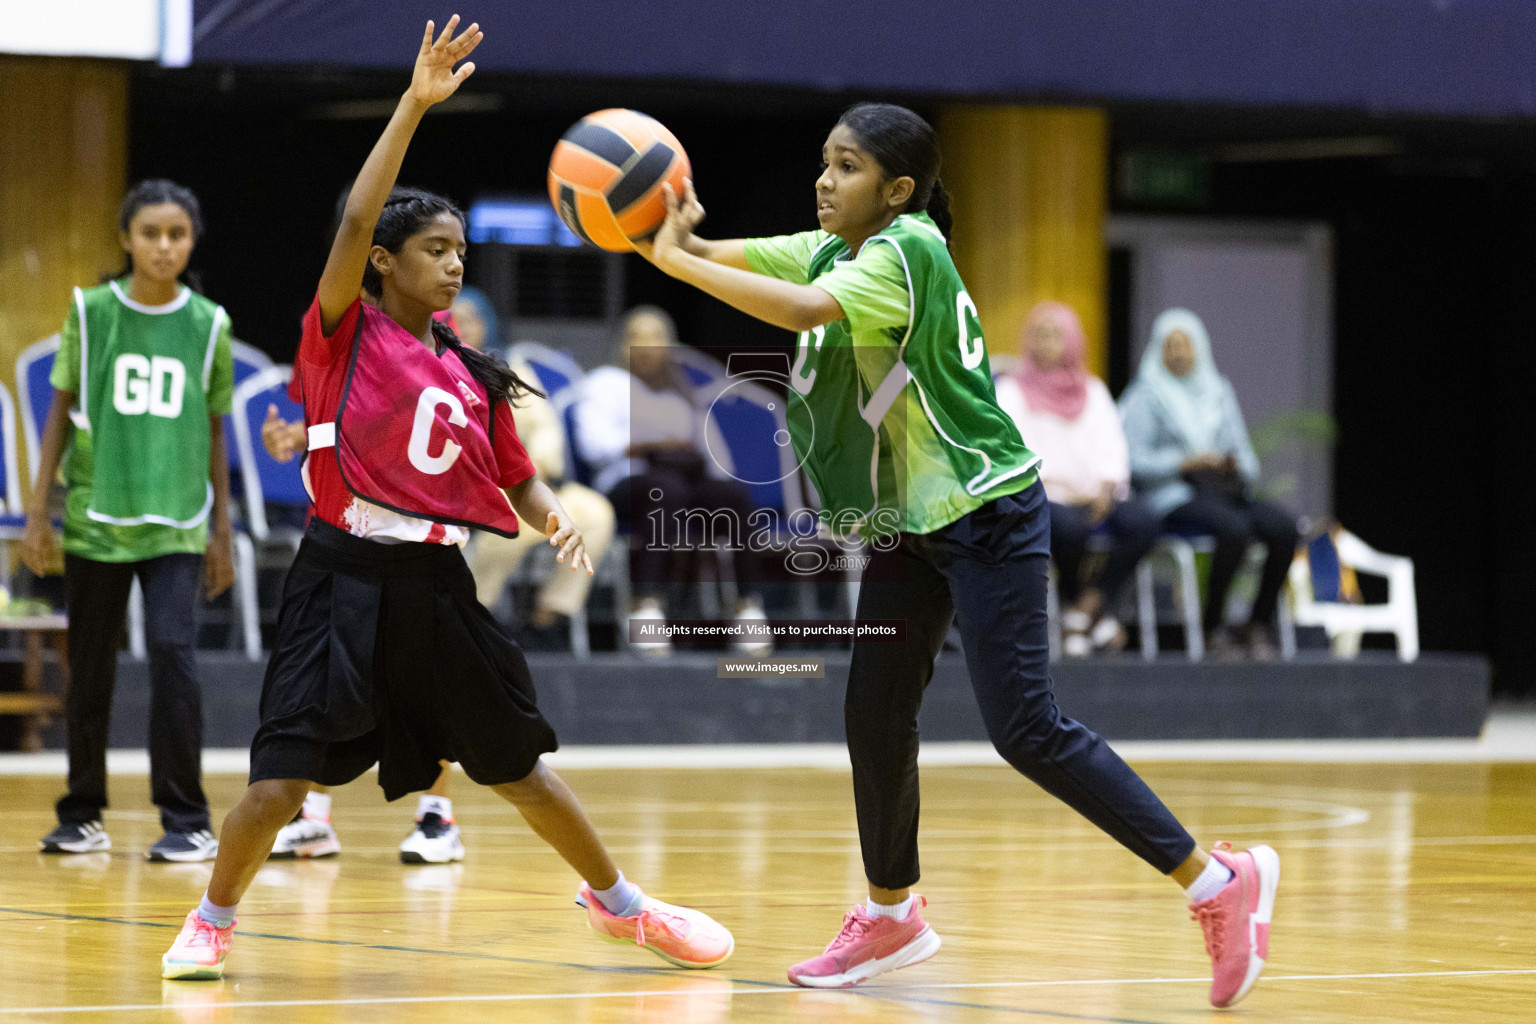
317, 16, 482, 333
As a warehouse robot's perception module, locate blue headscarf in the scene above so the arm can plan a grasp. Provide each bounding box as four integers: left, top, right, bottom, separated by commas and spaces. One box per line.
450, 285, 503, 359
1135, 308, 1228, 453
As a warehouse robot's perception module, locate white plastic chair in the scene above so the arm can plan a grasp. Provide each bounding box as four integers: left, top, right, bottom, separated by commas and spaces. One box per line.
1134, 536, 1297, 661
1288, 529, 1418, 661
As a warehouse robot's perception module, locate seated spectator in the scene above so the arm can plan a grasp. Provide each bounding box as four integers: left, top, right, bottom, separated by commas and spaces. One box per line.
452, 288, 617, 649
995, 302, 1158, 656
444, 284, 506, 359
572, 306, 768, 656
1119, 308, 1299, 658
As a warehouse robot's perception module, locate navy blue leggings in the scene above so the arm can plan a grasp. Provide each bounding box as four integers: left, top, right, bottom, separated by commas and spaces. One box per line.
846, 481, 1197, 889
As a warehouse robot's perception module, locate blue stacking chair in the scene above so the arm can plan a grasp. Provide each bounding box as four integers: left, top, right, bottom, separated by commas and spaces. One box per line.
16, 335, 61, 487
0, 379, 30, 595
701, 376, 840, 616
508, 342, 583, 404
228, 366, 312, 656
674, 346, 728, 393
229, 365, 309, 548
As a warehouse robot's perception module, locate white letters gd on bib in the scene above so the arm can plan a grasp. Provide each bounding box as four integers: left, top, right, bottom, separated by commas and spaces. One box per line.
112, 354, 186, 419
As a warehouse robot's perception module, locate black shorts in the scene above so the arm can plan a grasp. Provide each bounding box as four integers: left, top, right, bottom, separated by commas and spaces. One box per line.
249, 519, 558, 800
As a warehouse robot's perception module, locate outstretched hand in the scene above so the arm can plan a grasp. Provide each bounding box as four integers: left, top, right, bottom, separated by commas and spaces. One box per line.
407, 15, 483, 108
545, 511, 595, 576
640, 179, 706, 269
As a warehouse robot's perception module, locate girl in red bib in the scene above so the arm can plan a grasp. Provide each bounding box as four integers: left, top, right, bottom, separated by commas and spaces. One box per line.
161, 16, 733, 981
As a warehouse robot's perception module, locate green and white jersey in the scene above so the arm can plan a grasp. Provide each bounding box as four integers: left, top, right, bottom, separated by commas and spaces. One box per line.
744, 212, 1038, 535
51, 280, 234, 562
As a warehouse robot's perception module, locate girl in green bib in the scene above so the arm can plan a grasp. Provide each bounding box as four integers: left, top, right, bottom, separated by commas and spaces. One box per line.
23, 179, 235, 864
640, 103, 1280, 1008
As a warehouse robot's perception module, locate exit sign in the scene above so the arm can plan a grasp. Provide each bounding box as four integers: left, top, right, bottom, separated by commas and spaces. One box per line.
1117, 151, 1211, 205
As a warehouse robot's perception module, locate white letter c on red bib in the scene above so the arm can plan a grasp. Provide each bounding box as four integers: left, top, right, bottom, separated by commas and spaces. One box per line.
407, 386, 469, 476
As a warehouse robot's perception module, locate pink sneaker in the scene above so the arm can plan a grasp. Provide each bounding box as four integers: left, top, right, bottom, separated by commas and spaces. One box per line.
575, 883, 734, 968
161, 909, 236, 980
787, 896, 942, 988
1192, 843, 1280, 1008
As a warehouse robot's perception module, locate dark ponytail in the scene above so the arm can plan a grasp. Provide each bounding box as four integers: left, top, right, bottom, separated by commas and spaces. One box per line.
361, 186, 543, 405
835, 102, 952, 247
432, 316, 545, 405
107, 178, 205, 288
925, 176, 953, 242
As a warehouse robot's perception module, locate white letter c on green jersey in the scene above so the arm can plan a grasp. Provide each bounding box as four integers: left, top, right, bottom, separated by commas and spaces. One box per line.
956, 291, 985, 371
958, 290, 983, 369
407, 386, 469, 476
792, 324, 826, 394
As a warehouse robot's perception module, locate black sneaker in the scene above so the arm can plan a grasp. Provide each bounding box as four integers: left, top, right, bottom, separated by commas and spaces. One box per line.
40, 820, 111, 854
147, 829, 219, 863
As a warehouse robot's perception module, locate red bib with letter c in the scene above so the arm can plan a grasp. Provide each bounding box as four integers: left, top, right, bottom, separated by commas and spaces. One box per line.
310, 315, 522, 538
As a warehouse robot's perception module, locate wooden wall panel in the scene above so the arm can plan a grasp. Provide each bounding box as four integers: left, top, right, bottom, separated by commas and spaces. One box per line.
939, 106, 1108, 378
0, 56, 127, 495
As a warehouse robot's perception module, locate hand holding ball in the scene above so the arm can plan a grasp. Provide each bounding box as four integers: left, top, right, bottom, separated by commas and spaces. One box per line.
548, 109, 690, 252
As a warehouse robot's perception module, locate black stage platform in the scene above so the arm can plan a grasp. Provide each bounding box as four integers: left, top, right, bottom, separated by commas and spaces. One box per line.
11, 650, 1488, 750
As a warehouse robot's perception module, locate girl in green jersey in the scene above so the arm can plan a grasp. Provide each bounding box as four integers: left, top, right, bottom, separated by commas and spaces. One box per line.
640, 103, 1280, 1008
24, 179, 236, 864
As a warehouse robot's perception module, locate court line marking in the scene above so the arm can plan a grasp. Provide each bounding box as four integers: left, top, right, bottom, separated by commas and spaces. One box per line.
3, 729, 1535, 778
5, 968, 1535, 1015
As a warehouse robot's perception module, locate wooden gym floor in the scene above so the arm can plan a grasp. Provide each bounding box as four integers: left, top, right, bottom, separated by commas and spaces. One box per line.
1, 759, 1533, 1022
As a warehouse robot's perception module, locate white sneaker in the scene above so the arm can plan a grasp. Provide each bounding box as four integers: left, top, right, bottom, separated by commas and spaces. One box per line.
400, 813, 465, 864
39, 820, 111, 854
270, 810, 341, 860
731, 602, 773, 656
629, 600, 671, 658
146, 829, 220, 863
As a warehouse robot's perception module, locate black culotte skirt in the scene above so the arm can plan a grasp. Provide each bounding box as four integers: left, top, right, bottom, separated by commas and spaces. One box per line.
249, 519, 558, 800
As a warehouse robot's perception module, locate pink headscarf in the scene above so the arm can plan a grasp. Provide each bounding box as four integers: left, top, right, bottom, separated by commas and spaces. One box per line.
1014, 301, 1091, 420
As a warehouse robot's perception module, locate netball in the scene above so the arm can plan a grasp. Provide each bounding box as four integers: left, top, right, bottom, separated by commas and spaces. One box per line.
547, 108, 690, 251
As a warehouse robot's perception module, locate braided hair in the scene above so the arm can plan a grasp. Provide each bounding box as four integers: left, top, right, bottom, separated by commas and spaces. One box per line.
360, 187, 543, 404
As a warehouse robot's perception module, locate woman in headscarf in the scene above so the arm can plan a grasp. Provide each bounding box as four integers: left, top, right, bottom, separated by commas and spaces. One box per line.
571, 305, 768, 656
996, 302, 1159, 655
1119, 309, 1298, 657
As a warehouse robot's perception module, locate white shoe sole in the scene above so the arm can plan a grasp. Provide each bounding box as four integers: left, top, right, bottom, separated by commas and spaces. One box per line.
148, 840, 219, 863
161, 956, 225, 981
788, 925, 943, 988
271, 836, 341, 860
40, 835, 111, 854
1225, 844, 1281, 1008
400, 843, 465, 864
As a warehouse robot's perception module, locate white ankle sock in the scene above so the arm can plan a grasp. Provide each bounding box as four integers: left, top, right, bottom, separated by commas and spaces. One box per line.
303, 791, 332, 820
416, 795, 453, 822
196, 892, 237, 929
1184, 858, 1235, 903
591, 871, 645, 917
866, 895, 915, 921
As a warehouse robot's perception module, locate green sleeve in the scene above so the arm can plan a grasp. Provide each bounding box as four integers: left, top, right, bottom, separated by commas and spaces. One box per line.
50, 296, 82, 393
811, 240, 911, 335
742, 231, 826, 285
206, 315, 236, 416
